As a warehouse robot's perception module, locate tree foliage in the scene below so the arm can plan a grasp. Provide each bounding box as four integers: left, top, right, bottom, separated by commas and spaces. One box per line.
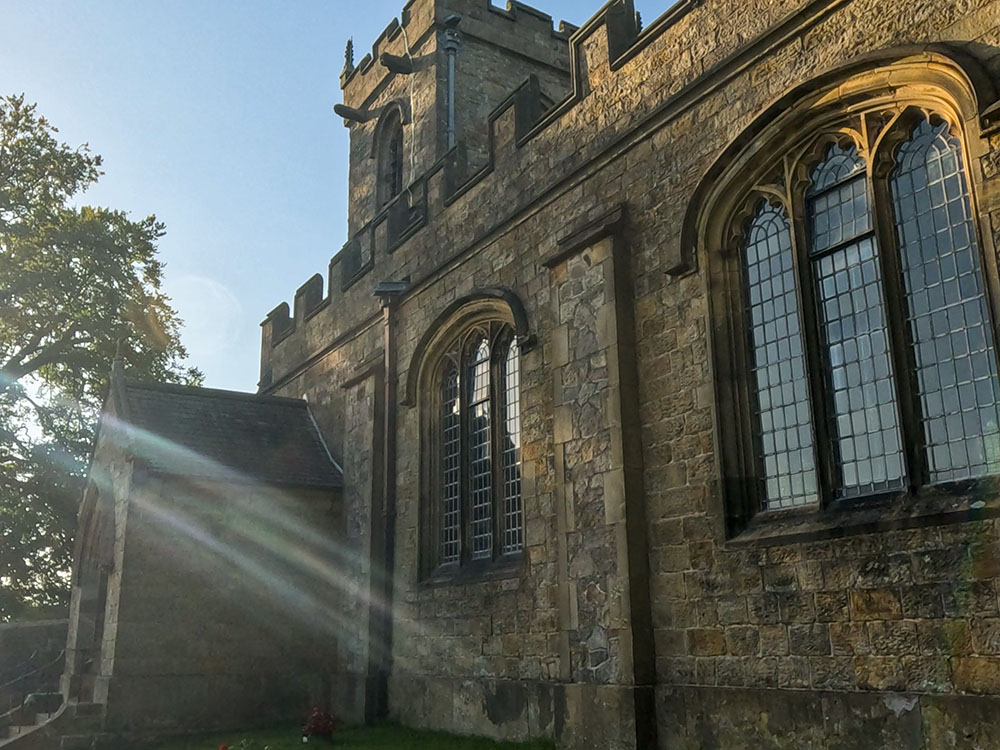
0, 94, 201, 620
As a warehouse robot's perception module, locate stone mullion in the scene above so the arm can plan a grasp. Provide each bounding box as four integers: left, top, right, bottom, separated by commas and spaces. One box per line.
868, 119, 927, 491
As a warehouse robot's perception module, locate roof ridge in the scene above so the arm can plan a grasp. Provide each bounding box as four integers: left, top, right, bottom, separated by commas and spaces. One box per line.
123, 378, 307, 406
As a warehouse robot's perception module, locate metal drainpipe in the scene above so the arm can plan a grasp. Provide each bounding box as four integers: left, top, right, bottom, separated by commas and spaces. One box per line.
370, 281, 407, 721
441, 18, 462, 150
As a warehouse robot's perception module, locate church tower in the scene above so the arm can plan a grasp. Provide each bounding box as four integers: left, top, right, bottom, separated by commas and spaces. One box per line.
336, 0, 576, 241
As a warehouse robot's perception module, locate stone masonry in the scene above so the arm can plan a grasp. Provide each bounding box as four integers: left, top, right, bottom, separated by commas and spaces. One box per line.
259, 0, 1000, 747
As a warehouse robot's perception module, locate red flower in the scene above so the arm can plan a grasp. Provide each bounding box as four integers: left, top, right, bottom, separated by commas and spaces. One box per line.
220, 745, 228, 750
302, 707, 337, 738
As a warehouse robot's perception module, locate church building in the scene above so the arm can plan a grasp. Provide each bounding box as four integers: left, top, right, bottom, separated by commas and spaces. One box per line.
54, 0, 1000, 747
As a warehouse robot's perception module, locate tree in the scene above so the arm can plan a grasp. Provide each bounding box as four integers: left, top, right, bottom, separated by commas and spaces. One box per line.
0, 94, 202, 620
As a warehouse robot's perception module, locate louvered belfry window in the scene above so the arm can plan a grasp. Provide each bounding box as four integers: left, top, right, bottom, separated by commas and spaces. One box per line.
377, 110, 404, 208
739, 112, 1000, 511
436, 324, 523, 566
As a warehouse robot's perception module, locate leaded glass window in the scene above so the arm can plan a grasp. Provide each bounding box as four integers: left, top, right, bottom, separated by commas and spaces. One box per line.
434, 325, 523, 567
743, 202, 819, 509
890, 119, 1000, 482
440, 366, 461, 563
737, 111, 1000, 513
806, 144, 905, 498
468, 337, 493, 560
502, 340, 523, 553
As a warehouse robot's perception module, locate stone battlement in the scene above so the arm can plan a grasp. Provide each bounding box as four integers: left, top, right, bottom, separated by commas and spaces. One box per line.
259, 0, 701, 390
340, 0, 577, 106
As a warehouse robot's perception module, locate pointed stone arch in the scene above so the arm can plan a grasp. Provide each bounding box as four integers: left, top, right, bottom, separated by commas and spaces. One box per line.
402, 287, 533, 408
681, 44, 998, 274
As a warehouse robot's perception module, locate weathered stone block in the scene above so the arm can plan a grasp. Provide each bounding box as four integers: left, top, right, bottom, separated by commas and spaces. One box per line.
761, 564, 797, 593
788, 624, 831, 656
724, 627, 759, 657
654, 628, 686, 657
716, 656, 749, 687
811, 656, 854, 691
971, 618, 1000, 655
758, 625, 789, 657
777, 657, 810, 689
944, 581, 999, 617
747, 593, 780, 625
850, 588, 902, 621
814, 591, 849, 622
918, 619, 973, 657
854, 657, 908, 692
777, 592, 816, 623
912, 548, 969, 583
867, 620, 918, 656
715, 595, 747, 625
687, 628, 726, 657
951, 657, 1000, 695
900, 584, 946, 619
830, 622, 872, 656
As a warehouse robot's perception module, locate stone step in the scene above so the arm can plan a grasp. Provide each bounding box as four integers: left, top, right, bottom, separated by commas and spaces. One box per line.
71, 703, 102, 718
34, 713, 53, 724
69, 715, 103, 733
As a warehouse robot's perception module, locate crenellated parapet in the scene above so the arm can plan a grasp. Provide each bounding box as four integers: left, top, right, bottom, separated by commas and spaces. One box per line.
339, 5, 429, 107
340, 0, 577, 106
260, 0, 706, 392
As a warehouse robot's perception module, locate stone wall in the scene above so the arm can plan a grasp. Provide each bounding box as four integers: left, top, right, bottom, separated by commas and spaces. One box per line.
99, 478, 341, 733
261, 0, 1000, 747
62, 394, 133, 707
449, 1, 572, 166
0, 620, 67, 675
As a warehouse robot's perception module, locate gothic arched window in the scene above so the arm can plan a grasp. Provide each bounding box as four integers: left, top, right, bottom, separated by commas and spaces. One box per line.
375, 109, 404, 208
434, 324, 522, 568
734, 110, 1000, 516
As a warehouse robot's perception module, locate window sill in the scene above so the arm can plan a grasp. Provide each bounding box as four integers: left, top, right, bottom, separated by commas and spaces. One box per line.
727, 482, 1000, 548
419, 554, 524, 588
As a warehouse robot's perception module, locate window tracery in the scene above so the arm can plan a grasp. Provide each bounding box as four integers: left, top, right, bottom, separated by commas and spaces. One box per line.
733, 108, 1000, 514
431, 323, 523, 569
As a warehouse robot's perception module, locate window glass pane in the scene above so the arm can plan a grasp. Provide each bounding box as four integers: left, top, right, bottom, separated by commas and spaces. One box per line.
891, 118, 1000, 481
808, 144, 906, 497
809, 143, 866, 192
468, 338, 493, 559
743, 201, 819, 509
807, 143, 871, 253
440, 365, 460, 564
502, 339, 523, 554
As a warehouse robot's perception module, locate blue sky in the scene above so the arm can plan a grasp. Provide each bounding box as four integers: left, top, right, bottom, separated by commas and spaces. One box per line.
3, 0, 666, 392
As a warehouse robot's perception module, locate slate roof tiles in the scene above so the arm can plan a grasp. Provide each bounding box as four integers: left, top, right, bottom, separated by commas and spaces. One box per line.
116, 379, 342, 489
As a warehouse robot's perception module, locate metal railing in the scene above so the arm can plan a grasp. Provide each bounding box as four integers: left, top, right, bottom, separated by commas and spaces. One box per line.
0, 649, 65, 732
0, 651, 40, 685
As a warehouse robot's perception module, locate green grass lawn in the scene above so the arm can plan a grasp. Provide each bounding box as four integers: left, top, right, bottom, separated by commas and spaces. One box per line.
150, 724, 555, 750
